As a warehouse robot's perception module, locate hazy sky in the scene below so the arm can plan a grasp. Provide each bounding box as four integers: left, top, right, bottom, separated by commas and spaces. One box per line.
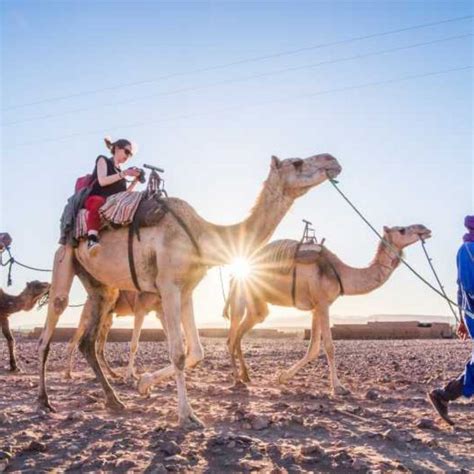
1, 1, 472, 329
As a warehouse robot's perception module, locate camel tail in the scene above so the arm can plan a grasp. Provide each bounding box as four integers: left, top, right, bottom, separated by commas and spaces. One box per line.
222, 277, 236, 320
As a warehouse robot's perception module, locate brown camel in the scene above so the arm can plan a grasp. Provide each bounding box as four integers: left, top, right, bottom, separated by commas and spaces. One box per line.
38, 153, 342, 427
64, 291, 162, 381
0, 281, 50, 372
225, 225, 432, 393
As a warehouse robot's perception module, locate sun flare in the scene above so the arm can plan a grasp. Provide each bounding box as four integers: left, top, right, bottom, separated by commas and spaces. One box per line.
228, 257, 252, 280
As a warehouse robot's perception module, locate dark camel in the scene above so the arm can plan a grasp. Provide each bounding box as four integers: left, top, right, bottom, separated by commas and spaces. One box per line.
0, 281, 50, 371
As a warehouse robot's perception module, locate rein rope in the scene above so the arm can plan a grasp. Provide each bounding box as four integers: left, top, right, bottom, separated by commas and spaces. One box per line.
326, 174, 468, 322
0, 247, 85, 308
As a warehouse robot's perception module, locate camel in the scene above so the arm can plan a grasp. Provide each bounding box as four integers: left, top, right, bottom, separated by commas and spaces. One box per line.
64, 290, 162, 381
0, 281, 50, 372
224, 224, 432, 394
38, 153, 342, 427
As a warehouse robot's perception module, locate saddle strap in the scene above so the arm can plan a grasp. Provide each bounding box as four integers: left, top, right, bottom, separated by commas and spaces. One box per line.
163, 203, 202, 258
127, 200, 202, 292
128, 225, 142, 291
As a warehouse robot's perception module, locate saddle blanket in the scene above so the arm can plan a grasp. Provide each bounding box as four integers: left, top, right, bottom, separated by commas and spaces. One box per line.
75, 191, 144, 239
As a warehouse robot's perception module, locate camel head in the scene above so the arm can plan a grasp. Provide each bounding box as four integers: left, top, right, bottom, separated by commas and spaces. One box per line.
382, 224, 432, 250
270, 153, 342, 198
23, 280, 51, 309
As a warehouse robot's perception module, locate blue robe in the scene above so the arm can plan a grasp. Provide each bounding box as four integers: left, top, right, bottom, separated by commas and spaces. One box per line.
457, 242, 474, 397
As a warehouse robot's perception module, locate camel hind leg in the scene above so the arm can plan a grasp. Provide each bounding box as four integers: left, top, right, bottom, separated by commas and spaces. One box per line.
38, 245, 75, 411
225, 283, 247, 384
125, 309, 146, 381
64, 308, 88, 379
76, 268, 122, 410
96, 310, 120, 379
234, 301, 269, 384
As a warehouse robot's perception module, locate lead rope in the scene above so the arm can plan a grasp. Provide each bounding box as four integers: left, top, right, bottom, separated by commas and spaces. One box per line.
420, 239, 459, 322
326, 173, 469, 322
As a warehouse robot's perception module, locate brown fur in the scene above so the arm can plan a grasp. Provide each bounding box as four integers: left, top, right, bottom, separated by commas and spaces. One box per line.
0, 281, 50, 371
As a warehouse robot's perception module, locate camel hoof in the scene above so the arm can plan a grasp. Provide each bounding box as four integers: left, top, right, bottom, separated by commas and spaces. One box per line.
179, 413, 204, 430
38, 399, 56, 413
230, 380, 249, 390
124, 371, 138, 383
333, 385, 350, 396
106, 398, 126, 411
138, 374, 153, 397
240, 374, 251, 384
278, 372, 290, 385
10, 367, 22, 374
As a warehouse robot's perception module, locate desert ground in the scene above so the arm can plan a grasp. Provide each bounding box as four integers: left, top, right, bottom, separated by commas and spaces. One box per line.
1, 337, 473, 472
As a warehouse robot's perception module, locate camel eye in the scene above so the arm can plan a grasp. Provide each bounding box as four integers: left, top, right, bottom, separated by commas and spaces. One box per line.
292, 159, 304, 170
399, 228, 406, 235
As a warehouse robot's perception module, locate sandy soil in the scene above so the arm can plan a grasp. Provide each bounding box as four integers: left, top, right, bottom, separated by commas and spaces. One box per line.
0, 337, 473, 472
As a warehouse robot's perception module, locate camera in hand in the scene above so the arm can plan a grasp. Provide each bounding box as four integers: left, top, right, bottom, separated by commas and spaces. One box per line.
129, 166, 146, 183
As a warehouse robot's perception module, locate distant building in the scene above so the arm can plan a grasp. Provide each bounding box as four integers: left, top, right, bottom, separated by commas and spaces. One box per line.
305, 320, 453, 340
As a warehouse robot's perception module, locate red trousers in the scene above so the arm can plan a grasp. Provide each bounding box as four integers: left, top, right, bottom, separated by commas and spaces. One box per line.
84, 195, 106, 233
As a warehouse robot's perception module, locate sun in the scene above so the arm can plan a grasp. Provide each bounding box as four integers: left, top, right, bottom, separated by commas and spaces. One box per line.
228, 257, 252, 280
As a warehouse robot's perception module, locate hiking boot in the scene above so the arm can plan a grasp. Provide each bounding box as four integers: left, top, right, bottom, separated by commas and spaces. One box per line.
87, 236, 101, 257
428, 389, 454, 425
428, 378, 464, 426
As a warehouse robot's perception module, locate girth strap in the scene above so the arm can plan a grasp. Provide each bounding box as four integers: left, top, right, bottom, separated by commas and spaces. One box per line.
291, 245, 344, 306
291, 243, 302, 306
324, 255, 345, 296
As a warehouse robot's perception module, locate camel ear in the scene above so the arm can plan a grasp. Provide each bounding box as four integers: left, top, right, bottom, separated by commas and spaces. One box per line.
383, 226, 390, 234
271, 155, 282, 170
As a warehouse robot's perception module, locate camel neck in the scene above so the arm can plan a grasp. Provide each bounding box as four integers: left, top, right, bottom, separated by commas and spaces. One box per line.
199, 176, 294, 266
329, 239, 402, 296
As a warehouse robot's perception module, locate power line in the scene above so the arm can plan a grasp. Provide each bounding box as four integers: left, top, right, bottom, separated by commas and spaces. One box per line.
3, 33, 471, 127
7, 64, 471, 149
2, 14, 471, 112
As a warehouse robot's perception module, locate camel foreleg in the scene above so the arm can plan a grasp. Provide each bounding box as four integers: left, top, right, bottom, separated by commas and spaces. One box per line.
138, 295, 203, 395
157, 283, 202, 427
1, 318, 19, 372
278, 307, 322, 384
319, 305, 349, 395
38, 245, 75, 411
64, 310, 87, 379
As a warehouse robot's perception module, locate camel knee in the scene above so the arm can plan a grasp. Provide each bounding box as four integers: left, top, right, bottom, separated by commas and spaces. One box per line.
79, 334, 95, 356
53, 296, 69, 315
170, 347, 186, 371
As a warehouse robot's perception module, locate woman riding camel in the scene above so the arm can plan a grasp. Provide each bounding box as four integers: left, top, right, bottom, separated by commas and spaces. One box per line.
85, 137, 141, 255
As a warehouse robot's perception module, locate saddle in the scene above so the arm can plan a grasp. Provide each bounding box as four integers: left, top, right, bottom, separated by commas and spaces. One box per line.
294, 243, 323, 264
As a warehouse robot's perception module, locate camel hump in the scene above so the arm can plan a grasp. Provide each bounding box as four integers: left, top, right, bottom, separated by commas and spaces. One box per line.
255, 239, 324, 274
255, 240, 299, 274
294, 243, 323, 264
